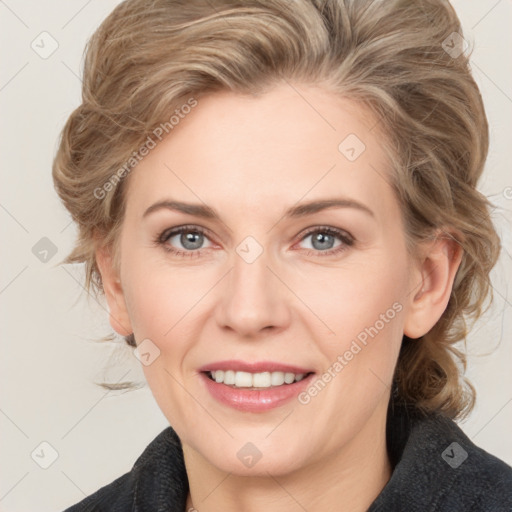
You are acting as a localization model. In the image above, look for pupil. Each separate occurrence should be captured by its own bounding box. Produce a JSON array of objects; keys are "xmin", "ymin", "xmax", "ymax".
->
[
  {"xmin": 182, "ymin": 231, "xmax": 203, "ymax": 250},
  {"xmin": 313, "ymin": 233, "xmax": 334, "ymax": 250}
]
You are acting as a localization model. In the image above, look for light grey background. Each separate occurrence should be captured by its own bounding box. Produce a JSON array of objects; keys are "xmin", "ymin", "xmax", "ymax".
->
[{"xmin": 1, "ymin": 1, "xmax": 511, "ymax": 510}]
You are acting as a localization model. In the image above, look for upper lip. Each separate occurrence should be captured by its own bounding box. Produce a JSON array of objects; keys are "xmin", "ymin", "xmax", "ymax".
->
[{"xmin": 198, "ymin": 360, "xmax": 315, "ymax": 374}]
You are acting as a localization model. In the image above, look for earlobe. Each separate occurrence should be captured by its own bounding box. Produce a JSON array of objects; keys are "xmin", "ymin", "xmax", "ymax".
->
[
  {"xmin": 95, "ymin": 244, "xmax": 133, "ymax": 337},
  {"xmin": 403, "ymin": 234, "xmax": 463, "ymax": 339}
]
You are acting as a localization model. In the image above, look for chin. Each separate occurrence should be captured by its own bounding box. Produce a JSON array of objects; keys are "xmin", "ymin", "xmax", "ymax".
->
[{"xmin": 193, "ymin": 434, "xmax": 312, "ymax": 477}]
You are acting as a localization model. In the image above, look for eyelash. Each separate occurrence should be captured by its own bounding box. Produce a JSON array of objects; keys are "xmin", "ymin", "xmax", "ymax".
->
[{"xmin": 153, "ymin": 224, "xmax": 354, "ymax": 259}]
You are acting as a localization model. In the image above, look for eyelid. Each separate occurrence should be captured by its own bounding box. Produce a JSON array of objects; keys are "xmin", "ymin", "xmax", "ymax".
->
[
  {"xmin": 157, "ymin": 224, "xmax": 217, "ymax": 254},
  {"xmin": 297, "ymin": 225, "xmax": 354, "ymax": 243},
  {"xmin": 158, "ymin": 224, "xmax": 213, "ymax": 243},
  {"xmin": 291, "ymin": 225, "xmax": 354, "ymax": 257}
]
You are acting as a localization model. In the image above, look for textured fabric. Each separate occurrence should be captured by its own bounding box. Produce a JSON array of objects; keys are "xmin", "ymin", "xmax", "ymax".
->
[{"xmin": 63, "ymin": 404, "xmax": 512, "ymax": 511}]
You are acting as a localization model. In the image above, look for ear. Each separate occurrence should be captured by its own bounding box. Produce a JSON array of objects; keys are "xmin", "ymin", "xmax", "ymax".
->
[
  {"xmin": 95, "ymin": 243, "xmax": 133, "ymax": 337},
  {"xmin": 403, "ymin": 233, "xmax": 463, "ymax": 339}
]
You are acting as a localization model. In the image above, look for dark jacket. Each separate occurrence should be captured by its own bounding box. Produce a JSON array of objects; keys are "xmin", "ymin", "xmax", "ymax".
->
[{"xmin": 63, "ymin": 403, "xmax": 512, "ymax": 511}]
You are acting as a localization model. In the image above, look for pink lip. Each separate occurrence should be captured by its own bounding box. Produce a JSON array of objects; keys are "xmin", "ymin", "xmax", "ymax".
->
[
  {"xmin": 198, "ymin": 360, "xmax": 314, "ymax": 374},
  {"xmin": 199, "ymin": 369, "xmax": 316, "ymax": 413}
]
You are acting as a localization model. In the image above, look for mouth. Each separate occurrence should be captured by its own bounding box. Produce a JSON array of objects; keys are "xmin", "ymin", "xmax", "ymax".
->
[
  {"xmin": 203, "ymin": 369, "xmax": 315, "ymax": 390},
  {"xmin": 199, "ymin": 367, "xmax": 316, "ymax": 412},
  {"xmin": 198, "ymin": 360, "xmax": 316, "ymax": 390}
]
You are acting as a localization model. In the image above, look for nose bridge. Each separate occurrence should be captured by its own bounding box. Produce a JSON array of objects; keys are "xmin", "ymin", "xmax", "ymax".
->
[{"xmin": 215, "ymin": 238, "xmax": 290, "ymax": 336}]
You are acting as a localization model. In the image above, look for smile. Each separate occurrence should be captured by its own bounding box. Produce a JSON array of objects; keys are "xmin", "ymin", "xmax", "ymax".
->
[{"xmin": 206, "ymin": 370, "xmax": 311, "ymax": 388}]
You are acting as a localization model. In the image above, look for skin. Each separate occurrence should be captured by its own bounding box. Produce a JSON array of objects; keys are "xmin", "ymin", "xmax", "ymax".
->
[{"xmin": 96, "ymin": 82, "xmax": 462, "ymax": 511}]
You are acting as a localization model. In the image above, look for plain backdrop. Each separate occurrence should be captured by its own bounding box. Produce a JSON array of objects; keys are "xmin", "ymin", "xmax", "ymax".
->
[{"xmin": 1, "ymin": 1, "xmax": 511, "ymax": 510}]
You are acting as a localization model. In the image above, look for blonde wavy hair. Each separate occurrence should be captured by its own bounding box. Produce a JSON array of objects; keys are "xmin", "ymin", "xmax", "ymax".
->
[{"xmin": 52, "ymin": 0, "xmax": 500, "ymax": 420}]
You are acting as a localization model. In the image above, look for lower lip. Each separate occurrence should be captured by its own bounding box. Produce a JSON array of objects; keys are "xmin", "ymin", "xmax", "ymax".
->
[{"xmin": 200, "ymin": 372, "xmax": 315, "ymax": 412}]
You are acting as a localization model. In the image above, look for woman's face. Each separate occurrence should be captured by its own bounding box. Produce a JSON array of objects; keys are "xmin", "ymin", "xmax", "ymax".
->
[{"xmin": 110, "ymin": 83, "xmax": 420, "ymax": 476}]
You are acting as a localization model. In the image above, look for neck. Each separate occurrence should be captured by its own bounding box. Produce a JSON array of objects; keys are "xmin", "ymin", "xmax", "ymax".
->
[{"xmin": 183, "ymin": 403, "xmax": 392, "ymax": 512}]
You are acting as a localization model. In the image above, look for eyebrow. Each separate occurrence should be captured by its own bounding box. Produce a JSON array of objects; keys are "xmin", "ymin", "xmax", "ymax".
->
[{"xmin": 142, "ymin": 197, "xmax": 375, "ymax": 221}]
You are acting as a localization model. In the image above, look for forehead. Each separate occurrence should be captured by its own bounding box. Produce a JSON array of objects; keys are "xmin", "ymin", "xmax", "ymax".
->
[{"xmin": 124, "ymin": 83, "xmax": 395, "ymax": 221}]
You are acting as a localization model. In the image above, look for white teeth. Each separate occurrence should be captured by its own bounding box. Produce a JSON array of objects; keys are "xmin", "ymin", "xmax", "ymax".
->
[
  {"xmin": 284, "ymin": 372, "xmax": 295, "ymax": 384},
  {"xmin": 235, "ymin": 371, "xmax": 253, "ymax": 387},
  {"xmin": 252, "ymin": 372, "xmax": 270, "ymax": 387},
  {"xmin": 271, "ymin": 372, "xmax": 285, "ymax": 386},
  {"xmin": 209, "ymin": 370, "xmax": 308, "ymax": 388},
  {"xmin": 223, "ymin": 370, "xmax": 236, "ymax": 385}
]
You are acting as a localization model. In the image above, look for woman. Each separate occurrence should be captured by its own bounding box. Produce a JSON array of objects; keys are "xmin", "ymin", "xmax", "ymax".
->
[{"xmin": 54, "ymin": 0, "xmax": 512, "ymax": 510}]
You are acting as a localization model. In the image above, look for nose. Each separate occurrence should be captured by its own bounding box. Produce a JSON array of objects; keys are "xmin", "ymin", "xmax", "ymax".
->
[{"xmin": 214, "ymin": 246, "xmax": 291, "ymax": 338}]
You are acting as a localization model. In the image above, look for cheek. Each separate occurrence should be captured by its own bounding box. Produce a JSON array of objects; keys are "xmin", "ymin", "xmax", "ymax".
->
[
  {"xmin": 302, "ymin": 253, "xmax": 407, "ymax": 335},
  {"xmin": 301, "ymin": 251, "xmax": 408, "ymax": 394},
  {"xmin": 122, "ymin": 250, "xmax": 202, "ymax": 338},
  {"xmin": 123, "ymin": 263, "xmax": 203, "ymax": 418}
]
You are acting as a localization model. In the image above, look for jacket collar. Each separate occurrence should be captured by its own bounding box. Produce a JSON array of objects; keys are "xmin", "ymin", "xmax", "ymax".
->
[{"xmin": 128, "ymin": 401, "xmax": 508, "ymax": 511}]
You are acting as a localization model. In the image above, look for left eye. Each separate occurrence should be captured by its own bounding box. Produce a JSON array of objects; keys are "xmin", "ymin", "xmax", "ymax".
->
[
  {"xmin": 294, "ymin": 227, "xmax": 354, "ymax": 256},
  {"xmin": 299, "ymin": 229, "xmax": 343, "ymax": 251}
]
